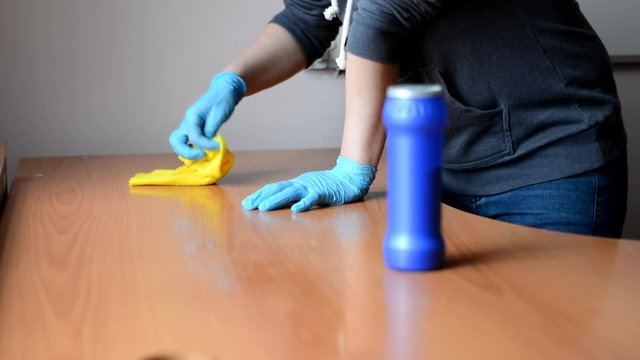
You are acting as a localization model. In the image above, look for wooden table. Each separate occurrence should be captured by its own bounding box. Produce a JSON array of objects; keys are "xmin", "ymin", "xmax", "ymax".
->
[{"xmin": 0, "ymin": 149, "xmax": 638, "ymax": 360}]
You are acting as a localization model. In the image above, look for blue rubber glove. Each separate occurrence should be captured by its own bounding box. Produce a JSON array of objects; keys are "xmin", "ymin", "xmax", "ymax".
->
[
  {"xmin": 169, "ymin": 71, "xmax": 247, "ymax": 160},
  {"xmin": 242, "ymin": 156, "xmax": 378, "ymax": 213}
]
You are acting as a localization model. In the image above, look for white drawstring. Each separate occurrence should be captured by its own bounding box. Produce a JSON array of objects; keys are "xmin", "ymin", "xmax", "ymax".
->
[
  {"xmin": 323, "ymin": 0, "xmax": 354, "ymax": 70},
  {"xmin": 323, "ymin": 0, "xmax": 340, "ymax": 20}
]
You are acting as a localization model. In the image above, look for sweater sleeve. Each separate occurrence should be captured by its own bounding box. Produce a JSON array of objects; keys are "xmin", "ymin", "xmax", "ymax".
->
[
  {"xmin": 347, "ymin": 0, "xmax": 447, "ymax": 64},
  {"xmin": 270, "ymin": 0, "xmax": 342, "ymax": 67}
]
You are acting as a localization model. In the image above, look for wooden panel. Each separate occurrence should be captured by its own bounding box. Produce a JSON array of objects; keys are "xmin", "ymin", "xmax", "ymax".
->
[
  {"xmin": 0, "ymin": 149, "xmax": 638, "ymax": 360},
  {"xmin": 0, "ymin": 140, "xmax": 6, "ymax": 215}
]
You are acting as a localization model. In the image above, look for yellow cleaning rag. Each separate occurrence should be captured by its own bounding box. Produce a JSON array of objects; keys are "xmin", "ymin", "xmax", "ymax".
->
[{"xmin": 129, "ymin": 135, "xmax": 234, "ymax": 186}]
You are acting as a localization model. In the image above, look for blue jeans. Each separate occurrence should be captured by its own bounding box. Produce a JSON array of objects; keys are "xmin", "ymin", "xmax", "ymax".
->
[{"xmin": 442, "ymin": 156, "xmax": 628, "ymax": 238}]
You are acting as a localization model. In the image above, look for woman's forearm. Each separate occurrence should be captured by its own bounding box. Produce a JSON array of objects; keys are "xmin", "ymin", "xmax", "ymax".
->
[
  {"xmin": 340, "ymin": 53, "xmax": 398, "ymax": 167},
  {"xmin": 226, "ymin": 27, "xmax": 397, "ymax": 168},
  {"xmin": 225, "ymin": 23, "xmax": 307, "ymax": 96}
]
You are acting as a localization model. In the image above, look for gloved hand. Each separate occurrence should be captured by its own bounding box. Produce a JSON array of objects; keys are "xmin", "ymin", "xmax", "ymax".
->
[
  {"xmin": 169, "ymin": 71, "xmax": 246, "ymax": 160},
  {"xmin": 242, "ymin": 156, "xmax": 377, "ymax": 213}
]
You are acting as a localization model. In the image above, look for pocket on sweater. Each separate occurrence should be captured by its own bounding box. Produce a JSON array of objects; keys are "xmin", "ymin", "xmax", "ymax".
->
[{"xmin": 408, "ymin": 66, "xmax": 514, "ymax": 170}]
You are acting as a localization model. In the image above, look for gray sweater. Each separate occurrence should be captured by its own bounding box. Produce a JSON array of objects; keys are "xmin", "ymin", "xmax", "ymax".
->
[{"xmin": 271, "ymin": 0, "xmax": 627, "ymax": 195}]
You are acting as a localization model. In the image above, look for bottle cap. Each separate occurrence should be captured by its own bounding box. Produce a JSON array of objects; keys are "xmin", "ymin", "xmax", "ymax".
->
[{"xmin": 386, "ymin": 84, "xmax": 443, "ymax": 99}]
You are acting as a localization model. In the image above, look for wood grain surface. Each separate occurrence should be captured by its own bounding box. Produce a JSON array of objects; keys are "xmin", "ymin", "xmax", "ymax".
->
[{"xmin": 0, "ymin": 149, "xmax": 638, "ymax": 360}]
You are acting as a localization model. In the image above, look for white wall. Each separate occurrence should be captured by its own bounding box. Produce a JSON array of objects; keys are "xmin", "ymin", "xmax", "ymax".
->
[
  {"xmin": 579, "ymin": 0, "xmax": 640, "ymax": 57},
  {"xmin": 0, "ymin": 1, "xmax": 638, "ymax": 237},
  {"xmin": 0, "ymin": 0, "xmax": 345, "ymax": 179}
]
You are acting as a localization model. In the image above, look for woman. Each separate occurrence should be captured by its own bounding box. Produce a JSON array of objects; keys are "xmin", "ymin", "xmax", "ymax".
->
[{"xmin": 169, "ymin": 0, "xmax": 628, "ymax": 237}]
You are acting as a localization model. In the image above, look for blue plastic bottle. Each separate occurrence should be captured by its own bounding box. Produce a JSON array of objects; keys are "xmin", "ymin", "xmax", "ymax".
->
[{"xmin": 382, "ymin": 84, "xmax": 447, "ymax": 271}]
